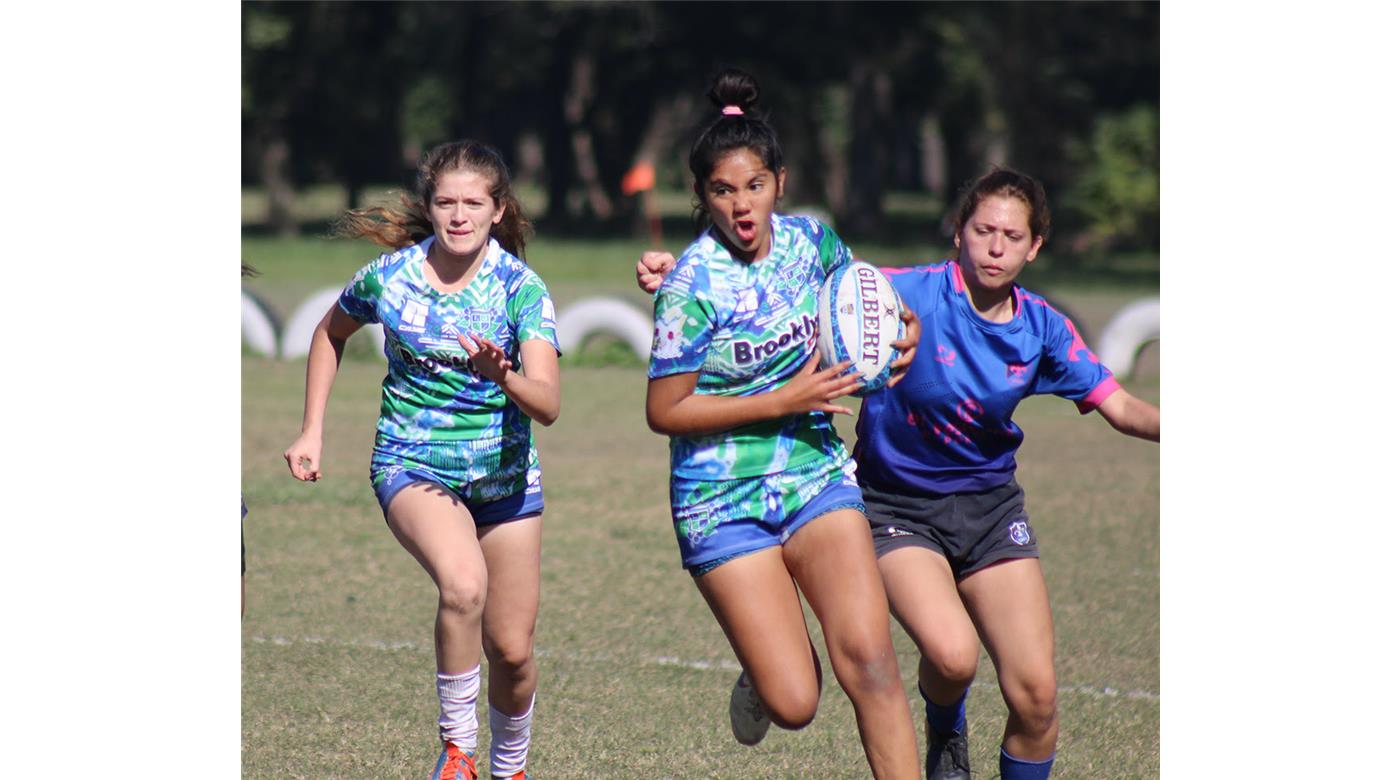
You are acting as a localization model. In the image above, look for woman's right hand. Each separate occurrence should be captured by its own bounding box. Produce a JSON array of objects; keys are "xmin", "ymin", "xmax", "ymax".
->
[
  {"xmin": 636, "ymin": 251, "xmax": 677, "ymax": 293},
  {"xmin": 776, "ymin": 352, "xmax": 863, "ymax": 416},
  {"xmin": 284, "ymin": 433, "xmax": 323, "ymax": 482}
]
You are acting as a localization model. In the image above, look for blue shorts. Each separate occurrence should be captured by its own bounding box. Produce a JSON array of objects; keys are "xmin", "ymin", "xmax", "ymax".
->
[
  {"xmin": 370, "ymin": 435, "xmax": 543, "ymax": 526},
  {"xmin": 671, "ymin": 457, "xmax": 865, "ymax": 576}
]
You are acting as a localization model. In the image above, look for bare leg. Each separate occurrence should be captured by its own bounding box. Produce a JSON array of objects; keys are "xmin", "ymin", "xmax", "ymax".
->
[
  {"xmin": 877, "ymin": 547, "xmax": 980, "ymax": 704},
  {"xmin": 958, "ymin": 558, "xmax": 1057, "ymax": 761},
  {"xmin": 478, "ymin": 514, "xmax": 543, "ymax": 715},
  {"xmin": 384, "ymin": 483, "xmax": 487, "ymax": 674},
  {"xmin": 786, "ymin": 510, "xmax": 920, "ymax": 780},
  {"xmin": 694, "ymin": 547, "xmax": 824, "ymax": 730}
]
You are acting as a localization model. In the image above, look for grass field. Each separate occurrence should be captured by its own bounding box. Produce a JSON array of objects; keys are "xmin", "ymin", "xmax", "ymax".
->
[{"xmin": 241, "ymin": 235, "xmax": 1158, "ymax": 779}]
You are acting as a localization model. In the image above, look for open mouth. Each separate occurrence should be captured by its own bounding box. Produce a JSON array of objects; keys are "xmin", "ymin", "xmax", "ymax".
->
[{"xmin": 733, "ymin": 219, "xmax": 757, "ymax": 244}]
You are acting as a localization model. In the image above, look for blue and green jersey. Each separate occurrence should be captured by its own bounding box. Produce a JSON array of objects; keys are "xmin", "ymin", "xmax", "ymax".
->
[
  {"xmin": 648, "ymin": 214, "xmax": 853, "ymax": 479},
  {"xmin": 338, "ymin": 236, "xmax": 560, "ymax": 447}
]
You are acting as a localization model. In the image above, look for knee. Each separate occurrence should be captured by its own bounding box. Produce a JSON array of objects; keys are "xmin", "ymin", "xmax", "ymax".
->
[
  {"xmin": 832, "ymin": 638, "xmax": 904, "ymax": 697},
  {"xmin": 762, "ymin": 685, "xmax": 820, "ymax": 731},
  {"xmin": 483, "ymin": 629, "xmax": 536, "ymax": 674},
  {"xmin": 437, "ymin": 575, "xmax": 486, "ymax": 620},
  {"xmin": 1005, "ymin": 676, "xmax": 1058, "ymax": 736},
  {"xmin": 920, "ymin": 640, "xmax": 979, "ymax": 688}
]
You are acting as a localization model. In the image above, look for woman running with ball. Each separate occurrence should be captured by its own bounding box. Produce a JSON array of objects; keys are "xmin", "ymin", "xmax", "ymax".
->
[
  {"xmin": 284, "ymin": 140, "xmax": 559, "ymax": 780},
  {"xmin": 645, "ymin": 68, "xmax": 922, "ymax": 779},
  {"xmin": 641, "ymin": 167, "xmax": 1159, "ymax": 780}
]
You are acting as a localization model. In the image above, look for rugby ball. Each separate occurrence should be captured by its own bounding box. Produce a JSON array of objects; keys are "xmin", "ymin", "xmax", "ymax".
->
[{"xmin": 816, "ymin": 261, "xmax": 905, "ymax": 396}]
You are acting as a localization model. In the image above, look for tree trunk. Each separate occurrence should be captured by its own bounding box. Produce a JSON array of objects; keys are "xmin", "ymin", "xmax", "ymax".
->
[
  {"xmin": 846, "ymin": 65, "xmax": 893, "ymax": 237},
  {"xmin": 814, "ymin": 84, "xmax": 850, "ymax": 225},
  {"xmin": 260, "ymin": 134, "xmax": 298, "ymax": 238},
  {"xmin": 564, "ymin": 53, "xmax": 613, "ymax": 220}
]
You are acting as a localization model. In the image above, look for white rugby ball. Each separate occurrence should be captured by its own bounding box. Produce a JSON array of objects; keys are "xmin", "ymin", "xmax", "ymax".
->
[{"xmin": 817, "ymin": 261, "xmax": 905, "ymax": 396}]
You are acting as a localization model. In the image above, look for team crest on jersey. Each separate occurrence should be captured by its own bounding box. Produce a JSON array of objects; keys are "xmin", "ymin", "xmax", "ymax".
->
[
  {"xmin": 400, "ymin": 299, "xmax": 430, "ymax": 333},
  {"xmin": 936, "ymin": 344, "xmax": 957, "ymax": 366},
  {"xmin": 1008, "ymin": 520, "xmax": 1031, "ymax": 546},
  {"xmin": 1006, "ymin": 363, "xmax": 1030, "ymax": 386}
]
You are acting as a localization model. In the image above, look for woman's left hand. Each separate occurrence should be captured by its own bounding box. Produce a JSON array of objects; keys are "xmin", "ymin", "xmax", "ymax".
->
[
  {"xmin": 458, "ymin": 333, "xmax": 513, "ymax": 385},
  {"xmin": 885, "ymin": 306, "xmax": 921, "ymax": 388}
]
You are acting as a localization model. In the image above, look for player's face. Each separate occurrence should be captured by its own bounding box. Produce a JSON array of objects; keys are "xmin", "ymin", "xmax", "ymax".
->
[
  {"xmin": 954, "ymin": 194, "xmax": 1044, "ymax": 293},
  {"xmin": 701, "ymin": 149, "xmax": 786, "ymax": 262},
  {"xmin": 428, "ymin": 169, "xmax": 505, "ymax": 261}
]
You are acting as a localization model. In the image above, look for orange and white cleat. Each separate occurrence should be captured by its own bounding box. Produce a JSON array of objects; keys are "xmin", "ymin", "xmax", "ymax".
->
[{"xmin": 431, "ymin": 742, "xmax": 477, "ymax": 780}]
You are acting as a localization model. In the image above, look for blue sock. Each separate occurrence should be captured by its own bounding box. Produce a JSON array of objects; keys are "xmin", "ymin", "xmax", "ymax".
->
[
  {"xmin": 919, "ymin": 683, "xmax": 967, "ymax": 736},
  {"xmin": 1000, "ymin": 747, "xmax": 1055, "ymax": 780}
]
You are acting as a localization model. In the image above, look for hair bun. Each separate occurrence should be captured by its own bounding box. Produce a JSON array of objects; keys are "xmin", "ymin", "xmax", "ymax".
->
[{"xmin": 707, "ymin": 67, "xmax": 760, "ymax": 113}]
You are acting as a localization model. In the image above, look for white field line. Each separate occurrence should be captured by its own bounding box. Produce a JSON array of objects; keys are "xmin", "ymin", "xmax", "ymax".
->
[{"xmin": 247, "ymin": 634, "xmax": 1158, "ymax": 702}]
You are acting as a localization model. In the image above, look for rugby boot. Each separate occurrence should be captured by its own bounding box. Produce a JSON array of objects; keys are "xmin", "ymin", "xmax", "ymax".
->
[
  {"xmin": 926, "ymin": 728, "xmax": 971, "ymax": 780},
  {"xmin": 431, "ymin": 742, "xmax": 477, "ymax": 780}
]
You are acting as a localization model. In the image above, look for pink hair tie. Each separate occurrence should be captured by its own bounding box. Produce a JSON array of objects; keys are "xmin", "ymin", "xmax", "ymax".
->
[{"xmin": 721, "ymin": 105, "xmax": 744, "ymax": 116}]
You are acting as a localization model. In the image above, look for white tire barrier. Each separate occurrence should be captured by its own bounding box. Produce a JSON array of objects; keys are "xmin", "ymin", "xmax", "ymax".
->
[
  {"xmin": 1097, "ymin": 297, "xmax": 1160, "ymax": 378},
  {"xmin": 253, "ymin": 290, "xmax": 650, "ymax": 362},
  {"xmin": 556, "ymin": 297, "xmax": 654, "ymax": 361},
  {"xmin": 241, "ymin": 290, "xmax": 281, "ymax": 358},
  {"xmin": 280, "ymin": 287, "xmax": 385, "ymax": 360},
  {"xmin": 252, "ymin": 287, "xmax": 1158, "ymax": 377}
]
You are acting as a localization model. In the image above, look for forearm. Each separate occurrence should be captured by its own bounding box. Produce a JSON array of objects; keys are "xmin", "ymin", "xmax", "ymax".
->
[
  {"xmin": 299, "ymin": 328, "xmax": 346, "ymax": 435},
  {"xmin": 1106, "ymin": 394, "xmax": 1160, "ymax": 442},
  {"xmin": 648, "ymin": 390, "xmax": 785, "ymax": 437},
  {"xmin": 499, "ymin": 370, "xmax": 560, "ymax": 426}
]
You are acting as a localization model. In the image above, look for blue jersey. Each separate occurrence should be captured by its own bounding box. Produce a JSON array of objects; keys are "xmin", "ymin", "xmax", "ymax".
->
[
  {"xmin": 853, "ymin": 261, "xmax": 1119, "ymax": 494},
  {"xmin": 338, "ymin": 236, "xmax": 560, "ymax": 446},
  {"xmin": 648, "ymin": 214, "xmax": 852, "ymax": 479}
]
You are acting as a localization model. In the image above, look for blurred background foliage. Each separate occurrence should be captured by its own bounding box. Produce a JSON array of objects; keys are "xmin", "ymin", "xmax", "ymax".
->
[{"xmin": 242, "ymin": 1, "xmax": 1158, "ymax": 270}]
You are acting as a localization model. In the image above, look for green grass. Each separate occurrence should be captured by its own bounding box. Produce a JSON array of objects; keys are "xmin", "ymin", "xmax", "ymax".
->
[
  {"xmin": 241, "ymin": 235, "xmax": 664, "ymax": 323},
  {"xmin": 242, "ymin": 231, "xmax": 1157, "ymax": 778},
  {"xmin": 241, "ymin": 234, "xmax": 1158, "ymax": 379},
  {"xmin": 242, "ymin": 355, "xmax": 1157, "ymax": 779},
  {"xmin": 240, "ymin": 181, "xmax": 1158, "ymax": 307}
]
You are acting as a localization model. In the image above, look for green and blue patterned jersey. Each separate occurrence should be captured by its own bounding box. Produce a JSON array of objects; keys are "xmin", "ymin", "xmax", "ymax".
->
[
  {"xmin": 338, "ymin": 236, "xmax": 560, "ymax": 445},
  {"xmin": 648, "ymin": 214, "xmax": 853, "ymax": 479}
]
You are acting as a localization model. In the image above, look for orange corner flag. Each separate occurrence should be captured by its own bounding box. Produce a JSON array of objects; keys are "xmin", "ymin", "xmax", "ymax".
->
[{"xmin": 621, "ymin": 161, "xmax": 656, "ymax": 196}]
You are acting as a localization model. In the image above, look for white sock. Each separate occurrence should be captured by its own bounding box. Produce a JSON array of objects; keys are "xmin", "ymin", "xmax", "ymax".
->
[
  {"xmin": 437, "ymin": 666, "xmax": 480, "ymax": 753},
  {"xmin": 488, "ymin": 694, "xmax": 535, "ymax": 778}
]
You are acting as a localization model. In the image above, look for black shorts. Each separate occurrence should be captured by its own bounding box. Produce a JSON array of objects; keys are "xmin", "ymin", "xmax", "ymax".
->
[{"xmin": 864, "ymin": 478, "xmax": 1038, "ymax": 579}]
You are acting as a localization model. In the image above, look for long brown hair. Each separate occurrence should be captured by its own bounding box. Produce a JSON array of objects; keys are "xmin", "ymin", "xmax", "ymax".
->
[{"xmin": 335, "ymin": 140, "xmax": 533, "ymax": 260}]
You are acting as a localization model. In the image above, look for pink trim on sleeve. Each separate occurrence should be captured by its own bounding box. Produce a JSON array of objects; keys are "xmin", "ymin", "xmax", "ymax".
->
[
  {"xmin": 1075, "ymin": 376, "xmax": 1121, "ymax": 414},
  {"xmin": 1063, "ymin": 317, "xmax": 1100, "ymax": 364},
  {"xmin": 876, "ymin": 262, "xmax": 952, "ymax": 279}
]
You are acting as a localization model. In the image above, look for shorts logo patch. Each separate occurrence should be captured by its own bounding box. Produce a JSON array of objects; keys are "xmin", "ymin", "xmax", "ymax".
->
[
  {"xmin": 1008, "ymin": 520, "xmax": 1031, "ymax": 546},
  {"xmin": 883, "ymin": 526, "xmax": 913, "ymax": 537}
]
